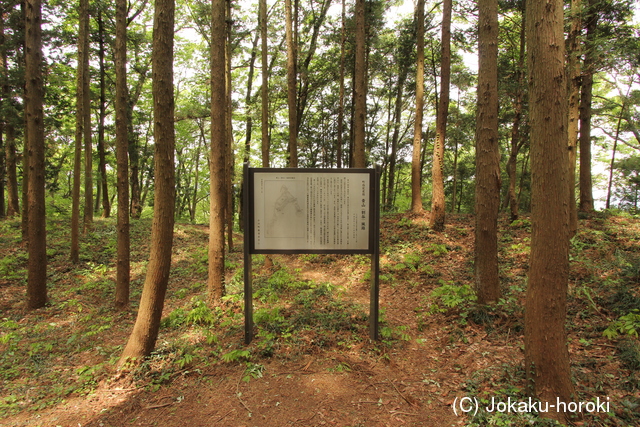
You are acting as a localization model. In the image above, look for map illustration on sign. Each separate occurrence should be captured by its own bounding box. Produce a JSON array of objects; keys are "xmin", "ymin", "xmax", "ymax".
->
[
  {"xmin": 265, "ymin": 182, "xmax": 305, "ymax": 238},
  {"xmin": 252, "ymin": 171, "xmax": 372, "ymax": 252}
]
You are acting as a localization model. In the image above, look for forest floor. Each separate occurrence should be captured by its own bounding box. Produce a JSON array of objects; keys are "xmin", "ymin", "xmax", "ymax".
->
[{"xmin": 1, "ymin": 210, "xmax": 639, "ymax": 427}]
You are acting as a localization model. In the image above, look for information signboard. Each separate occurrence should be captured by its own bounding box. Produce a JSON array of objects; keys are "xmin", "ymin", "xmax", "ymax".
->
[
  {"xmin": 243, "ymin": 165, "xmax": 381, "ymax": 344},
  {"xmin": 249, "ymin": 169, "xmax": 375, "ymax": 253}
]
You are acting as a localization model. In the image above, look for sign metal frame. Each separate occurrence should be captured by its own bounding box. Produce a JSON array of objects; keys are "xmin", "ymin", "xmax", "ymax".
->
[{"xmin": 243, "ymin": 164, "xmax": 381, "ymax": 343}]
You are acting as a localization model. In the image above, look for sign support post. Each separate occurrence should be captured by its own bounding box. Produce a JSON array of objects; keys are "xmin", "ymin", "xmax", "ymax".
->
[
  {"xmin": 369, "ymin": 165, "xmax": 381, "ymax": 340},
  {"xmin": 243, "ymin": 163, "xmax": 254, "ymax": 344}
]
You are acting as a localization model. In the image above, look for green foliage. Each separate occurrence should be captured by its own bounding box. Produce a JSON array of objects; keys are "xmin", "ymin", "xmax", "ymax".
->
[
  {"xmin": 604, "ymin": 310, "xmax": 640, "ymax": 339},
  {"xmin": 427, "ymin": 280, "xmax": 477, "ymax": 315},
  {"xmin": 221, "ymin": 349, "xmax": 251, "ymax": 363},
  {"xmin": 242, "ymin": 362, "xmax": 265, "ymax": 382},
  {"xmin": 426, "ymin": 243, "xmax": 449, "ymax": 257}
]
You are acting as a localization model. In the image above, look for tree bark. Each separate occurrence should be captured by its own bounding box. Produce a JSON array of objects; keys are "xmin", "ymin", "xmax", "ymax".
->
[
  {"xmin": 504, "ymin": 6, "xmax": 525, "ymax": 223},
  {"xmin": 225, "ymin": 0, "xmax": 234, "ymax": 251},
  {"xmin": 97, "ymin": 9, "xmax": 110, "ymax": 218},
  {"xmin": 208, "ymin": 0, "xmax": 227, "ymax": 304},
  {"xmin": 71, "ymin": 0, "xmax": 88, "ymax": 263},
  {"xmin": 25, "ymin": 0, "xmax": 47, "ymax": 309},
  {"xmin": 336, "ymin": 0, "xmax": 346, "ymax": 168},
  {"xmin": 1, "ymin": 11, "xmax": 19, "ymax": 217},
  {"xmin": 386, "ymin": 70, "xmax": 408, "ymax": 210},
  {"xmin": 285, "ymin": 0, "xmax": 297, "ymax": 167},
  {"xmin": 260, "ymin": 0, "xmax": 269, "ymax": 167},
  {"xmin": 352, "ymin": 0, "xmax": 366, "ymax": 168},
  {"xmin": 120, "ymin": 0, "xmax": 175, "ymax": 361},
  {"xmin": 430, "ymin": 0, "xmax": 452, "ymax": 230},
  {"xmin": 525, "ymin": 0, "xmax": 576, "ymax": 422},
  {"xmin": 566, "ymin": 0, "xmax": 581, "ymax": 235},
  {"xmin": 114, "ymin": 0, "xmax": 130, "ymax": 310},
  {"xmin": 82, "ymin": 0, "xmax": 93, "ymax": 233},
  {"xmin": 474, "ymin": 0, "xmax": 500, "ymax": 304},
  {"xmin": 244, "ymin": 30, "xmax": 259, "ymax": 164},
  {"xmin": 411, "ymin": 0, "xmax": 425, "ymax": 213},
  {"xmin": 579, "ymin": 0, "xmax": 597, "ymax": 213}
]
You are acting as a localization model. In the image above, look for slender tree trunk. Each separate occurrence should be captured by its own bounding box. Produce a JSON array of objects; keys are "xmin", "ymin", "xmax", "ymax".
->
[
  {"xmin": 386, "ymin": 72, "xmax": 407, "ymax": 210},
  {"xmin": 606, "ymin": 106, "xmax": 625, "ymax": 209},
  {"xmin": 430, "ymin": 0, "xmax": 452, "ymax": 230},
  {"xmin": 190, "ymin": 128, "xmax": 202, "ymax": 222},
  {"xmin": 22, "ymin": 123, "xmax": 29, "ymax": 242},
  {"xmin": 2, "ymin": 10, "xmax": 19, "ymax": 217},
  {"xmin": 567, "ymin": 0, "xmax": 581, "ymax": 235},
  {"xmin": 5, "ymin": 125, "xmax": 19, "ymax": 217},
  {"xmin": 208, "ymin": 0, "xmax": 227, "ymax": 304},
  {"xmin": 525, "ymin": 0, "xmax": 575, "ymax": 422},
  {"xmin": 20, "ymin": 2, "xmax": 29, "ymax": 242},
  {"xmin": 352, "ymin": 0, "xmax": 366, "ymax": 168},
  {"xmin": 114, "ymin": 0, "xmax": 130, "ymax": 310},
  {"xmin": 25, "ymin": 0, "xmax": 47, "ymax": 309},
  {"xmin": 120, "ymin": 0, "xmax": 175, "ymax": 361},
  {"xmin": 0, "ymin": 12, "xmax": 5, "ymax": 218},
  {"xmin": 225, "ymin": 0, "xmax": 234, "ymax": 251},
  {"xmin": 244, "ymin": 31, "xmax": 259, "ymax": 164},
  {"xmin": 260, "ymin": 0, "xmax": 269, "ymax": 167},
  {"xmin": 474, "ymin": 0, "xmax": 500, "ymax": 304},
  {"xmin": 97, "ymin": 9, "xmax": 110, "ymax": 218},
  {"xmin": 505, "ymin": 7, "xmax": 526, "ymax": 223},
  {"xmin": 71, "ymin": 0, "xmax": 88, "ymax": 263},
  {"xmin": 411, "ymin": 0, "xmax": 425, "ymax": 213},
  {"xmin": 3, "ymin": 16, "xmax": 19, "ymax": 218},
  {"xmin": 285, "ymin": 0, "xmax": 297, "ymax": 167},
  {"xmin": 579, "ymin": 0, "xmax": 597, "ymax": 213},
  {"xmin": 295, "ymin": 0, "xmax": 331, "ymax": 135},
  {"xmin": 336, "ymin": 0, "xmax": 346, "ymax": 168},
  {"xmin": 82, "ymin": 0, "xmax": 93, "ymax": 233}
]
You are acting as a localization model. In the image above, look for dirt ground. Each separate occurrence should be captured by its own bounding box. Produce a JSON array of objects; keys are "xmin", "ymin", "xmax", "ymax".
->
[{"xmin": 1, "ymin": 212, "xmax": 638, "ymax": 426}]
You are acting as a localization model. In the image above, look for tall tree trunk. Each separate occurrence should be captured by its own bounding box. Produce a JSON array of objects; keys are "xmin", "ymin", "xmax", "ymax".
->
[
  {"xmin": 505, "ymin": 6, "xmax": 526, "ymax": 223},
  {"xmin": 71, "ymin": 0, "xmax": 88, "ymax": 263},
  {"xmin": 474, "ymin": 0, "xmax": 500, "ymax": 304},
  {"xmin": 606, "ymin": 103, "xmax": 626, "ymax": 209},
  {"xmin": 97, "ymin": 9, "xmax": 110, "ymax": 218},
  {"xmin": 295, "ymin": 0, "xmax": 331, "ymax": 134},
  {"xmin": 129, "ymin": 138, "xmax": 142, "ymax": 217},
  {"xmin": 2, "ymin": 11, "xmax": 19, "ymax": 217},
  {"xmin": 525, "ymin": 0, "xmax": 575, "ymax": 422},
  {"xmin": 208, "ymin": 0, "xmax": 227, "ymax": 304},
  {"xmin": 5, "ymin": 125, "xmax": 19, "ymax": 217},
  {"xmin": 120, "ymin": 0, "xmax": 175, "ymax": 361},
  {"xmin": 285, "ymin": 0, "xmax": 297, "ymax": 167},
  {"xmin": 225, "ymin": 0, "xmax": 234, "ymax": 251},
  {"xmin": 191, "ymin": 126, "xmax": 203, "ymax": 222},
  {"xmin": 386, "ymin": 72, "xmax": 407, "ymax": 210},
  {"xmin": 430, "ymin": 0, "xmax": 452, "ymax": 230},
  {"xmin": 82, "ymin": 0, "xmax": 92, "ymax": 233},
  {"xmin": 114, "ymin": 0, "xmax": 130, "ymax": 310},
  {"xmin": 244, "ymin": 30, "xmax": 259, "ymax": 164},
  {"xmin": 25, "ymin": 0, "xmax": 47, "ymax": 309},
  {"xmin": 567, "ymin": 0, "xmax": 581, "ymax": 235},
  {"xmin": 579, "ymin": 0, "xmax": 597, "ymax": 213},
  {"xmin": 19, "ymin": 1, "xmax": 29, "ymax": 242},
  {"xmin": 352, "ymin": 0, "xmax": 366, "ymax": 168},
  {"xmin": 21, "ymin": 122, "xmax": 28, "ymax": 242},
  {"xmin": 0, "ymin": 11, "xmax": 5, "ymax": 218},
  {"xmin": 411, "ymin": 0, "xmax": 425, "ymax": 213},
  {"xmin": 260, "ymin": 0, "xmax": 269, "ymax": 167},
  {"xmin": 336, "ymin": 0, "xmax": 345, "ymax": 168}
]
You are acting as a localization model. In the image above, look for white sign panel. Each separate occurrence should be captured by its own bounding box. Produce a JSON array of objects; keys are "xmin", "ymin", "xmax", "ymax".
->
[{"xmin": 253, "ymin": 171, "xmax": 371, "ymax": 251}]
